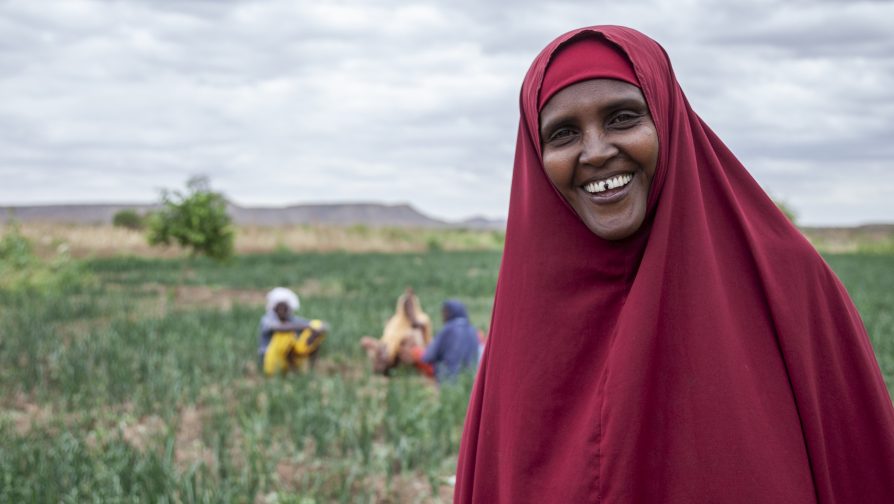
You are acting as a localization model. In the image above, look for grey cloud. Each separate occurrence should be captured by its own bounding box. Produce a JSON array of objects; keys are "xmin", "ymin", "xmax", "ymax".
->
[
  {"xmin": 702, "ymin": 2, "xmax": 894, "ymax": 57},
  {"xmin": 0, "ymin": 0, "xmax": 891, "ymax": 223}
]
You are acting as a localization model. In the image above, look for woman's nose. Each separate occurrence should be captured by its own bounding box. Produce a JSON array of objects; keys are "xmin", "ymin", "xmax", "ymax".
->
[{"xmin": 579, "ymin": 129, "xmax": 618, "ymax": 168}]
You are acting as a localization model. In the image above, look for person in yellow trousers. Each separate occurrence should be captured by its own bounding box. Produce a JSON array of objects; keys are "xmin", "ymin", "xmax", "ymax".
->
[{"xmin": 258, "ymin": 287, "xmax": 329, "ymax": 376}]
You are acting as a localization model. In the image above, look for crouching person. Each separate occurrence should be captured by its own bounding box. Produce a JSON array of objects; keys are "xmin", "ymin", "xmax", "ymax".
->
[
  {"xmin": 258, "ymin": 287, "xmax": 329, "ymax": 376},
  {"xmin": 400, "ymin": 299, "xmax": 479, "ymax": 384},
  {"xmin": 360, "ymin": 287, "xmax": 432, "ymax": 375}
]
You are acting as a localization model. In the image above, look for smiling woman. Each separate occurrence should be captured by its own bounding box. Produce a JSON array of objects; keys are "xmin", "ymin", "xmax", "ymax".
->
[{"xmin": 454, "ymin": 26, "xmax": 894, "ymax": 503}]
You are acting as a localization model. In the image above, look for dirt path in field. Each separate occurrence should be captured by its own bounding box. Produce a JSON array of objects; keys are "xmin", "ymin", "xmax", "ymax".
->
[
  {"xmin": 7, "ymin": 223, "xmax": 506, "ymax": 259},
  {"xmin": 110, "ymin": 280, "xmax": 343, "ymax": 316},
  {"xmin": 145, "ymin": 284, "xmax": 267, "ymax": 313}
]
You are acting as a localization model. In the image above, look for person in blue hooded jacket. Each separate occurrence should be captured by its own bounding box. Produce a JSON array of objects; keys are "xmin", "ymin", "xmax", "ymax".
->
[{"xmin": 400, "ymin": 299, "xmax": 480, "ymax": 383}]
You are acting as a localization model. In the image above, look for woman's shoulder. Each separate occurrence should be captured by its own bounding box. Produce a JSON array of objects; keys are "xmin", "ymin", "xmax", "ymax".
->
[{"xmin": 751, "ymin": 227, "xmax": 845, "ymax": 295}]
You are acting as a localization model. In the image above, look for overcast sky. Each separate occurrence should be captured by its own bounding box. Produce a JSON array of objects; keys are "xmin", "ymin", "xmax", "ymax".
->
[{"xmin": 1, "ymin": 0, "xmax": 892, "ymax": 225}]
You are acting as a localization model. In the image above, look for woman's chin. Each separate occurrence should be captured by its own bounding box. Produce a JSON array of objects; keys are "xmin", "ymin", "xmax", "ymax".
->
[{"xmin": 578, "ymin": 202, "xmax": 647, "ymax": 241}]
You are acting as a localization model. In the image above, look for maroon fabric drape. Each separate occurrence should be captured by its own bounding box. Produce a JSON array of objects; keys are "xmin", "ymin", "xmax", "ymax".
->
[{"xmin": 455, "ymin": 26, "xmax": 894, "ymax": 503}]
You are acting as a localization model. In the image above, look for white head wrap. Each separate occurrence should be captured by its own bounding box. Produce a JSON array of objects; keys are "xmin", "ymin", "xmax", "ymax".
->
[{"xmin": 266, "ymin": 287, "xmax": 300, "ymax": 313}]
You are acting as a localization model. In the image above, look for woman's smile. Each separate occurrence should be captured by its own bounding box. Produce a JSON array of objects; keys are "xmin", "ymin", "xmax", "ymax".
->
[
  {"xmin": 581, "ymin": 171, "xmax": 635, "ymax": 203},
  {"xmin": 540, "ymin": 78, "xmax": 659, "ymax": 240}
]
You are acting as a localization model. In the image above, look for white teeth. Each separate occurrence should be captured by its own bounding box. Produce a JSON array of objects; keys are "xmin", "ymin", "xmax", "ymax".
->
[{"xmin": 584, "ymin": 173, "xmax": 633, "ymax": 194}]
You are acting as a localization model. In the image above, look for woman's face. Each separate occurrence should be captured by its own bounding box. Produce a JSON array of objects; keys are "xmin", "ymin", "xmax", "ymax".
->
[
  {"xmin": 540, "ymin": 79, "xmax": 659, "ymax": 240},
  {"xmin": 274, "ymin": 302, "xmax": 290, "ymax": 322}
]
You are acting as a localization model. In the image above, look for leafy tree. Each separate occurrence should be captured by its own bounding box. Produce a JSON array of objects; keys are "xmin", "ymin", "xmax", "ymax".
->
[
  {"xmin": 112, "ymin": 209, "xmax": 145, "ymax": 230},
  {"xmin": 147, "ymin": 176, "xmax": 234, "ymax": 261}
]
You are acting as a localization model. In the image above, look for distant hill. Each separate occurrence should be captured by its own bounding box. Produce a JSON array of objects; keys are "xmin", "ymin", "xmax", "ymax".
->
[
  {"xmin": 0, "ymin": 202, "xmax": 506, "ymax": 230},
  {"xmin": 228, "ymin": 203, "xmax": 447, "ymax": 228}
]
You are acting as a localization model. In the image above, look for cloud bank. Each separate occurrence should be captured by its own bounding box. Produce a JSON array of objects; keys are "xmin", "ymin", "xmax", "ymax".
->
[{"xmin": 1, "ymin": 0, "xmax": 892, "ymax": 225}]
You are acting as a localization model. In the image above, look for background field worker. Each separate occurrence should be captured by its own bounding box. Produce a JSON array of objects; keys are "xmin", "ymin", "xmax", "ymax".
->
[
  {"xmin": 400, "ymin": 299, "xmax": 479, "ymax": 384},
  {"xmin": 360, "ymin": 287, "xmax": 432, "ymax": 375},
  {"xmin": 258, "ymin": 287, "xmax": 328, "ymax": 376}
]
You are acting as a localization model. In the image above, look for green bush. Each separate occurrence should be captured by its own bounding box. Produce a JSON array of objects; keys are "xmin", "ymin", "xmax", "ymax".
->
[
  {"xmin": 0, "ymin": 223, "xmax": 90, "ymax": 292},
  {"xmin": 0, "ymin": 222, "xmax": 34, "ymax": 269},
  {"xmin": 147, "ymin": 176, "xmax": 234, "ymax": 261},
  {"xmin": 112, "ymin": 209, "xmax": 146, "ymax": 230},
  {"xmin": 426, "ymin": 236, "xmax": 443, "ymax": 252}
]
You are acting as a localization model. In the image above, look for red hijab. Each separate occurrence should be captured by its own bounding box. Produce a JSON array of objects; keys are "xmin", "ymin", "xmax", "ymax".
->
[{"xmin": 455, "ymin": 26, "xmax": 894, "ymax": 503}]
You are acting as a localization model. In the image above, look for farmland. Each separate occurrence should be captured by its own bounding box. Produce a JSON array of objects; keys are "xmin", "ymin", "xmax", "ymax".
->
[{"xmin": 1, "ymin": 225, "xmax": 893, "ymax": 502}]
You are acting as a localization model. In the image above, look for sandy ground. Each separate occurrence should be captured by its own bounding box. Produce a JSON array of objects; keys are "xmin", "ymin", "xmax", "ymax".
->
[{"xmin": 1, "ymin": 223, "xmax": 505, "ymax": 259}]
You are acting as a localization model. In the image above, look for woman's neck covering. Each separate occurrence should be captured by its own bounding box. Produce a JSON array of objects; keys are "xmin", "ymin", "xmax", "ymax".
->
[
  {"xmin": 455, "ymin": 26, "xmax": 894, "ymax": 503},
  {"xmin": 380, "ymin": 292, "xmax": 432, "ymax": 363},
  {"xmin": 265, "ymin": 287, "xmax": 299, "ymax": 314}
]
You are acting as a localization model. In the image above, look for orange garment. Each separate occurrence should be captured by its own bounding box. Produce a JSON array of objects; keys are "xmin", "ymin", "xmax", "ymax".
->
[{"xmin": 410, "ymin": 346, "xmax": 435, "ymax": 378}]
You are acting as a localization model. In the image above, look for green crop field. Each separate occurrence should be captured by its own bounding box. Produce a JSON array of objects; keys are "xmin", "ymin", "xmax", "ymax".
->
[{"xmin": 1, "ymin": 243, "xmax": 893, "ymax": 502}]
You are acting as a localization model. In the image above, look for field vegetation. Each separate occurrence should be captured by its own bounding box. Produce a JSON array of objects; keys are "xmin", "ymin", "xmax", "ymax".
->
[{"xmin": 0, "ymin": 223, "xmax": 892, "ymax": 502}]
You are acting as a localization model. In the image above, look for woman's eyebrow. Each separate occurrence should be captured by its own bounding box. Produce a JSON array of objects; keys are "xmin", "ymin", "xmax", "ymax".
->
[{"xmin": 539, "ymin": 114, "xmax": 571, "ymax": 138}]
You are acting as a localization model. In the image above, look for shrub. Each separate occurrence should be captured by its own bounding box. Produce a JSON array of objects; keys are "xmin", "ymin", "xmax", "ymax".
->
[
  {"xmin": 426, "ymin": 236, "xmax": 443, "ymax": 252},
  {"xmin": 147, "ymin": 176, "xmax": 234, "ymax": 261},
  {"xmin": 112, "ymin": 209, "xmax": 145, "ymax": 230},
  {"xmin": 0, "ymin": 223, "xmax": 90, "ymax": 292},
  {"xmin": 0, "ymin": 222, "xmax": 34, "ymax": 269}
]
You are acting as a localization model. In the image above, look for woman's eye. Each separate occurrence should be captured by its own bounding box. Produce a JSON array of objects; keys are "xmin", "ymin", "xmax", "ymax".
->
[
  {"xmin": 546, "ymin": 127, "xmax": 576, "ymax": 143},
  {"xmin": 609, "ymin": 111, "xmax": 643, "ymax": 128}
]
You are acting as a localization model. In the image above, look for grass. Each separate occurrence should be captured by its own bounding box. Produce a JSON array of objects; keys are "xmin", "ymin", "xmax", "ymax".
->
[
  {"xmin": 826, "ymin": 254, "xmax": 894, "ymax": 390},
  {"xmin": 0, "ymin": 250, "xmax": 500, "ymax": 502},
  {"xmin": 0, "ymin": 244, "xmax": 892, "ymax": 502}
]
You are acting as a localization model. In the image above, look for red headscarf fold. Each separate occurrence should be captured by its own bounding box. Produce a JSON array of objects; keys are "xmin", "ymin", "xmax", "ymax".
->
[
  {"xmin": 455, "ymin": 26, "xmax": 894, "ymax": 503},
  {"xmin": 538, "ymin": 36, "xmax": 639, "ymax": 109}
]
